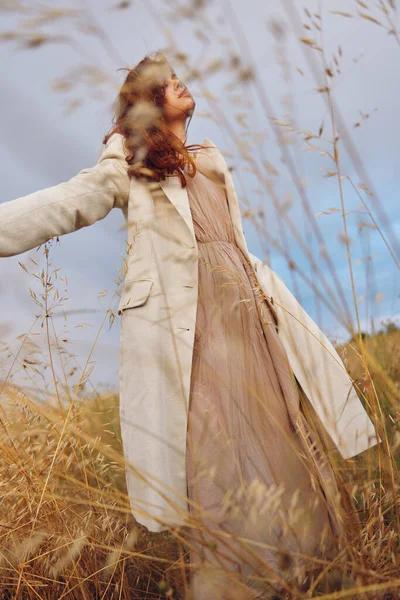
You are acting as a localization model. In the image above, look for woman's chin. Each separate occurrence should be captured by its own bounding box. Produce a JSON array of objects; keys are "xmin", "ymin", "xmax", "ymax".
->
[{"xmin": 186, "ymin": 100, "xmax": 196, "ymax": 116}]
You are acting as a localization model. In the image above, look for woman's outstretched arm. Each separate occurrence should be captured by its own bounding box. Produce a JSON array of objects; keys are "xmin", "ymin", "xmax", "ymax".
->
[{"xmin": 0, "ymin": 133, "xmax": 130, "ymax": 257}]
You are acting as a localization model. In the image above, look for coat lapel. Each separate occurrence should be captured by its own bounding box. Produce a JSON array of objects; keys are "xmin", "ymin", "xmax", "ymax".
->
[
  {"xmin": 158, "ymin": 137, "xmax": 248, "ymax": 253},
  {"xmin": 197, "ymin": 137, "xmax": 250, "ymax": 258},
  {"xmin": 158, "ymin": 161, "xmax": 196, "ymax": 242}
]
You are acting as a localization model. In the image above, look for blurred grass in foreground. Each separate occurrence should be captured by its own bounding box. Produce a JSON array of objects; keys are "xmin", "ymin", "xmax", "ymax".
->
[{"xmin": 0, "ymin": 322, "xmax": 399, "ymax": 599}]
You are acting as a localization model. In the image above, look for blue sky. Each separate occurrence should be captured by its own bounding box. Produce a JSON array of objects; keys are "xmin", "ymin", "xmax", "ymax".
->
[{"xmin": 0, "ymin": 0, "xmax": 399, "ymax": 393}]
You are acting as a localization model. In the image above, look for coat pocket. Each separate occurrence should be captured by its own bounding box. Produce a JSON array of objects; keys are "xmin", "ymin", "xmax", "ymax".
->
[{"xmin": 117, "ymin": 278, "xmax": 154, "ymax": 315}]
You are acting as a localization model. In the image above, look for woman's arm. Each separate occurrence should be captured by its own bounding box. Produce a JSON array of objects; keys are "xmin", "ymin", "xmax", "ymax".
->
[{"xmin": 0, "ymin": 133, "xmax": 130, "ymax": 257}]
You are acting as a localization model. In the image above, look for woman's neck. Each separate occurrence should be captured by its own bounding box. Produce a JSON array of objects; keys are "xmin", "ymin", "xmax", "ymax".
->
[{"xmin": 166, "ymin": 121, "xmax": 187, "ymax": 144}]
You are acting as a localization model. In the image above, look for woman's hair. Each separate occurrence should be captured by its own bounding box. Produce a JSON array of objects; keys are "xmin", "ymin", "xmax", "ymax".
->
[{"xmin": 103, "ymin": 52, "xmax": 208, "ymax": 186}]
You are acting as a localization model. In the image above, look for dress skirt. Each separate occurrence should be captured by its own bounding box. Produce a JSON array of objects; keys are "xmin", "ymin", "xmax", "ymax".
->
[{"xmin": 182, "ymin": 159, "xmax": 345, "ymax": 598}]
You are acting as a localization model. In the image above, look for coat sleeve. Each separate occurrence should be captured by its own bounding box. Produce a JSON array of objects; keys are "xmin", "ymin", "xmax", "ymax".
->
[{"xmin": 0, "ymin": 133, "xmax": 130, "ymax": 257}]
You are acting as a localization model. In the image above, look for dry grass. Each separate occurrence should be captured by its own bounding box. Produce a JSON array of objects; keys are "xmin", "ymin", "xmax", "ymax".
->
[
  {"xmin": 0, "ymin": 323, "xmax": 398, "ymax": 599},
  {"xmin": 0, "ymin": 387, "xmax": 187, "ymax": 599}
]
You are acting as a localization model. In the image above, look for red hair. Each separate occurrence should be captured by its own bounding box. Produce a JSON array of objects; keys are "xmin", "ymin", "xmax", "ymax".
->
[{"xmin": 103, "ymin": 52, "xmax": 210, "ymax": 186}]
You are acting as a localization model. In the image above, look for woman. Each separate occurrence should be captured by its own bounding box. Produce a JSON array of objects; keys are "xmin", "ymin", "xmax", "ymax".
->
[{"xmin": 0, "ymin": 52, "xmax": 380, "ymax": 598}]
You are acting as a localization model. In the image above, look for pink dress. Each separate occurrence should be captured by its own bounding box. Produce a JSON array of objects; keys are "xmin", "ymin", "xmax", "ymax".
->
[{"xmin": 182, "ymin": 161, "xmax": 344, "ymax": 598}]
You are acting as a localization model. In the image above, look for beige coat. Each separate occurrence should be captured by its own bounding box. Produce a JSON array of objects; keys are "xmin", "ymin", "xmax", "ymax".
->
[{"xmin": 0, "ymin": 132, "xmax": 381, "ymax": 532}]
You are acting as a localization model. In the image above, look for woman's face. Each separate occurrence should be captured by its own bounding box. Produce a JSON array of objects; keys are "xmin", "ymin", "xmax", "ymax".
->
[{"xmin": 162, "ymin": 70, "xmax": 195, "ymax": 122}]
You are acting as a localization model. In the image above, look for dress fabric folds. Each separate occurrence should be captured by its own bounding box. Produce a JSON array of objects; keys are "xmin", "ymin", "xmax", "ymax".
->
[{"xmin": 182, "ymin": 160, "xmax": 344, "ymax": 598}]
